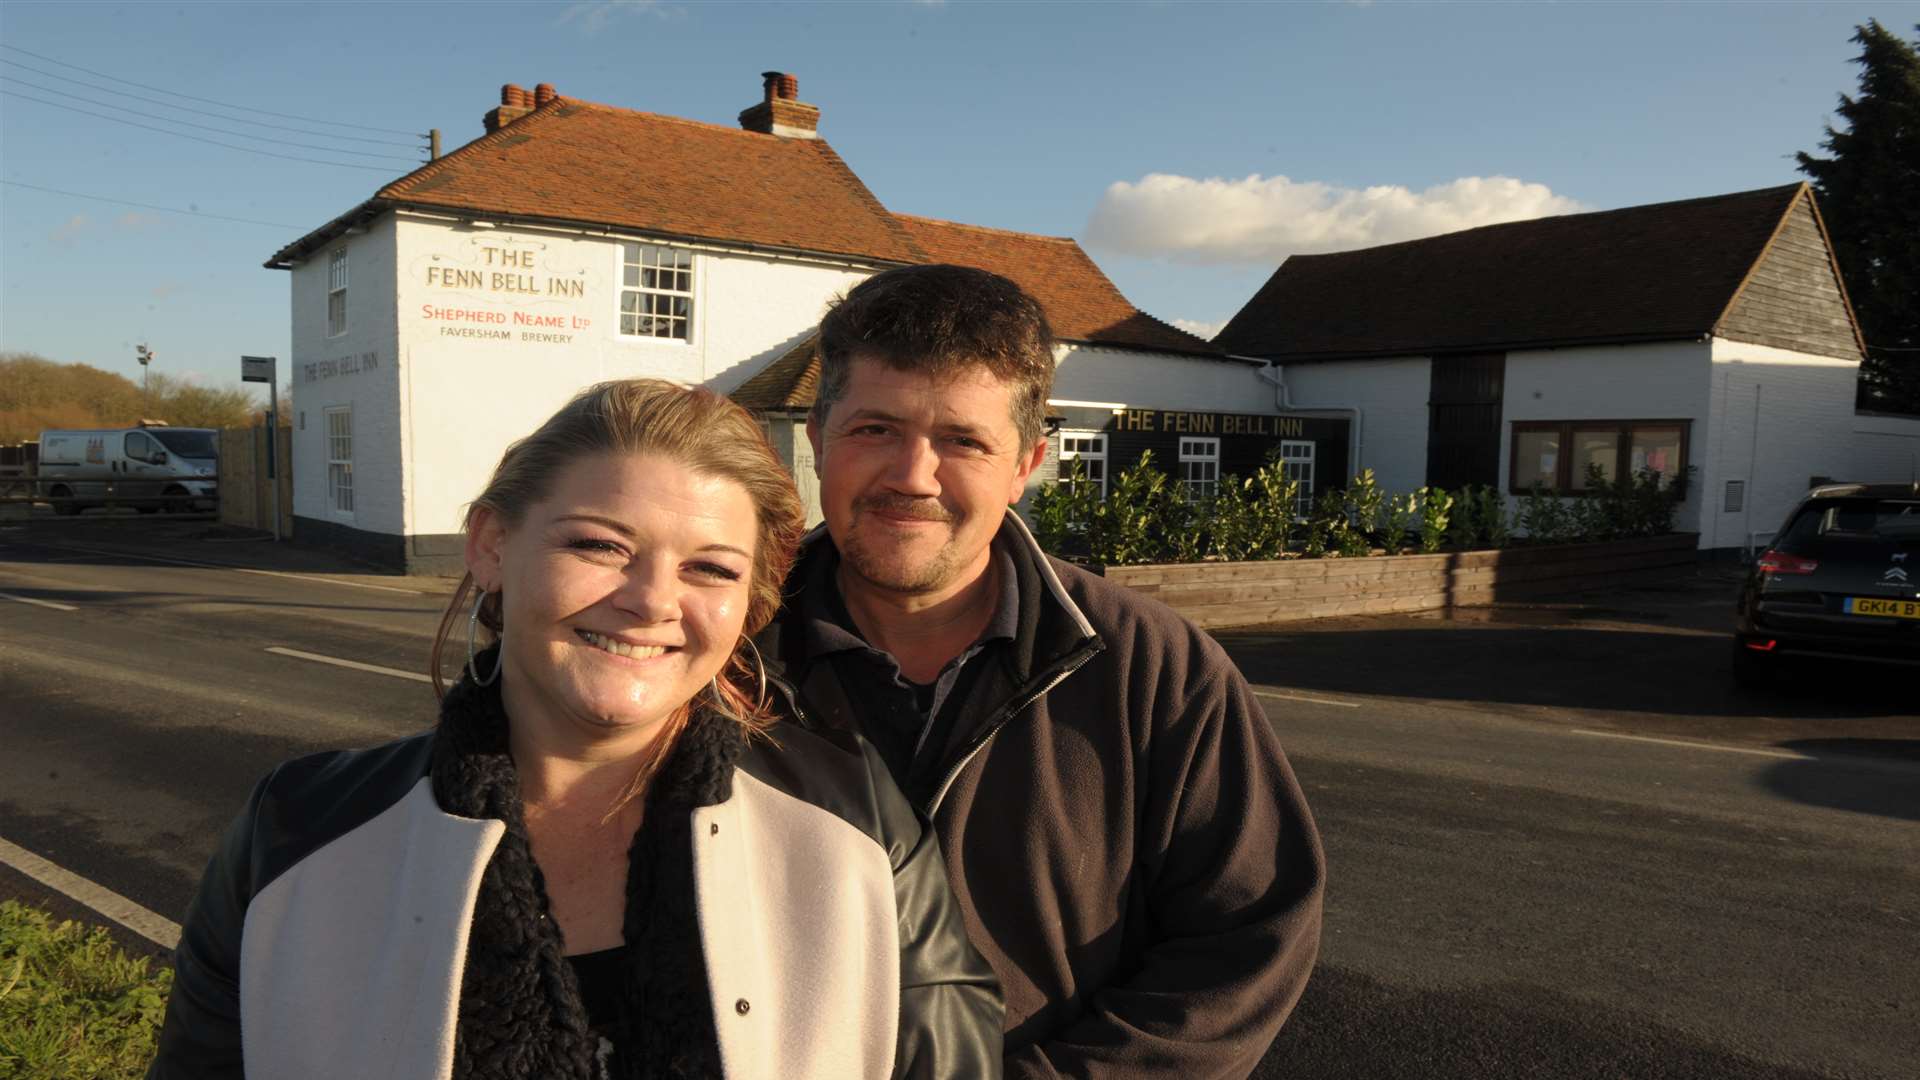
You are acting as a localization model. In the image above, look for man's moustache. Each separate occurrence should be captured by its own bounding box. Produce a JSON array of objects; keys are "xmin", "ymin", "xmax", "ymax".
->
[{"xmin": 856, "ymin": 495, "xmax": 953, "ymax": 523}]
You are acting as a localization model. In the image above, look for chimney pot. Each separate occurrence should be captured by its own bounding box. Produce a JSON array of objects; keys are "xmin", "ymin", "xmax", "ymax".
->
[
  {"xmin": 502, "ymin": 83, "xmax": 525, "ymax": 106},
  {"xmin": 741, "ymin": 70, "xmax": 818, "ymax": 138},
  {"xmin": 534, "ymin": 83, "xmax": 557, "ymax": 106}
]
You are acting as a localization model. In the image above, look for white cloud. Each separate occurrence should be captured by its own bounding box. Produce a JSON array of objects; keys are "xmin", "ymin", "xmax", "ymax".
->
[
  {"xmin": 48, "ymin": 214, "xmax": 90, "ymax": 246},
  {"xmin": 1170, "ymin": 318, "xmax": 1225, "ymax": 341},
  {"xmin": 116, "ymin": 211, "xmax": 158, "ymax": 230},
  {"xmin": 559, "ymin": 1, "xmax": 673, "ymax": 31},
  {"xmin": 1085, "ymin": 173, "xmax": 1586, "ymax": 265}
]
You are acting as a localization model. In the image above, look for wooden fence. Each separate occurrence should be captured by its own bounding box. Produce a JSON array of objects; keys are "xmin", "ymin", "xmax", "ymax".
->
[
  {"xmin": 218, "ymin": 426, "xmax": 292, "ymax": 535},
  {"xmin": 1100, "ymin": 533, "xmax": 1701, "ymax": 629}
]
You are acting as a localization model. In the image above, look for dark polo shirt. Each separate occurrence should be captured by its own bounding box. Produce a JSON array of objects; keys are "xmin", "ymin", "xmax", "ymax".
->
[{"xmin": 798, "ymin": 538, "xmax": 1018, "ymax": 805}]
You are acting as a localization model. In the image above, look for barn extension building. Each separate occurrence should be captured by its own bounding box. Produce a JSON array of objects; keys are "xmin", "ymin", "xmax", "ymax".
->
[{"xmin": 1215, "ymin": 183, "xmax": 1920, "ymax": 555}]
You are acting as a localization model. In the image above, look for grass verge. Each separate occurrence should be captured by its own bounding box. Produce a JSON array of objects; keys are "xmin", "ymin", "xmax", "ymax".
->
[{"xmin": 0, "ymin": 899, "xmax": 171, "ymax": 1079}]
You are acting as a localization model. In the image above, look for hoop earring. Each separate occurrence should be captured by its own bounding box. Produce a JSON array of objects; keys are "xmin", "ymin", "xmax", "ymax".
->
[
  {"xmin": 708, "ymin": 635, "xmax": 769, "ymax": 718},
  {"xmin": 467, "ymin": 588, "xmax": 503, "ymax": 687}
]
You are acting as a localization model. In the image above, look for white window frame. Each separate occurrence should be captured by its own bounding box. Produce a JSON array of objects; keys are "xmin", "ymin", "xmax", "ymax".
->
[
  {"xmin": 326, "ymin": 249, "xmax": 348, "ymax": 338},
  {"xmin": 1057, "ymin": 430, "xmax": 1107, "ymax": 499},
  {"xmin": 1179, "ymin": 436, "xmax": 1220, "ymax": 501},
  {"xmin": 618, "ymin": 241, "xmax": 695, "ymax": 342},
  {"xmin": 325, "ymin": 406, "xmax": 354, "ymax": 518},
  {"xmin": 1280, "ymin": 440, "xmax": 1315, "ymax": 517}
]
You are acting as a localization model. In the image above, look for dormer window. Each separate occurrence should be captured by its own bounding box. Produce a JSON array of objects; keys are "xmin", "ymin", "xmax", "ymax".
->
[{"xmin": 619, "ymin": 242, "xmax": 694, "ymax": 341}]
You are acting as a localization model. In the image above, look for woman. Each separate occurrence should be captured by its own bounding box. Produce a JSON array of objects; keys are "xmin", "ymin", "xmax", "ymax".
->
[{"xmin": 149, "ymin": 379, "xmax": 1003, "ymax": 1080}]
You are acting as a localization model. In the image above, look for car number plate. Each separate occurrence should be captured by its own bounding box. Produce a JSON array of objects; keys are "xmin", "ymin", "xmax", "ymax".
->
[{"xmin": 1845, "ymin": 597, "xmax": 1920, "ymax": 619}]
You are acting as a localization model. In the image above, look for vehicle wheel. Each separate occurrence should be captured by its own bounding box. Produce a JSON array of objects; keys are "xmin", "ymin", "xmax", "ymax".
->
[
  {"xmin": 49, "ymin": 485, "xmax": 79, "ymax": 516},
  {"xmin": 1730, "ymin": 642, "xmax": 1773, "ymax": 689},
  {"xmin": 162, "ymin": 485, "xmax": 188, "ymax": 513}
]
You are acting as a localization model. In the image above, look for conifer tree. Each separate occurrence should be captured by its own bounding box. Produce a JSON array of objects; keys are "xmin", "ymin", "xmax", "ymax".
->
[{"xmin": 1796, "ymin": 21, "xmax": 1920, "ymax": 413}]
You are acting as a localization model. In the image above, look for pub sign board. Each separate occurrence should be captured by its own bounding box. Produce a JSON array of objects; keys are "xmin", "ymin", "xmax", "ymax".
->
[{"xmin": 1052, "ymin": 405, "xmax": 1351, "ymax": 487}]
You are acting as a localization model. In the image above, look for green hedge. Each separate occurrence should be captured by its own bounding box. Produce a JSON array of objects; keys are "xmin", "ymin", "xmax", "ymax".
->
[{"xmin": 1032, "ymin": 452, "xmax": 1685, "ymax": 567}]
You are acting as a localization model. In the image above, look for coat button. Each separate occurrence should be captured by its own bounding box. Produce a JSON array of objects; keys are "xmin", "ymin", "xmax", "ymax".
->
[
  {"xmin": 711, "ymin": 823, "xmax": 719, "ymax": 836},
  {"xmin": 735, "ymin": 998, "xmax": 751, "ymax": 1015}
]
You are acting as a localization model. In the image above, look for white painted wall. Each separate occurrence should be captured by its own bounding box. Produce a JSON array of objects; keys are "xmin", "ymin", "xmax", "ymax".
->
[
  {"xmin": 389, "ymin": 213, "xmax": 874, "ymax": 541},
  {"xmin": 1702, "ymin": 338, "xmax": 1861, "ymax": 550},
  {"xmin": 1505, "ymin": 341, "xmax": 1713, "ymax": 534},
  {"xmin": 288, "ymin": 215, "xmax": 402, "ymax": 535},
  {"xmin": 1052, "ymin": 345, "xmax": 1271, "ymax": 414},
  {"xmin": 1849, "ymin": 412, "xmax": 1920, "ymax": 484},
  {"xmin": 1280, "ymin": 357, "xmax": 1430, "ymax": 495}
]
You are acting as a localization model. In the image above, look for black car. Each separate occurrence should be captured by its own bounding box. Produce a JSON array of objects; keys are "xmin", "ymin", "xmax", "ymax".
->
[{"xmin": 1733, "ymin": 482, "xmax": 1920, "ymax": 685}]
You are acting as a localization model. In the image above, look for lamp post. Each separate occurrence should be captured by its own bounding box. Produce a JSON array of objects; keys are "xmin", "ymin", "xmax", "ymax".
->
[{"xmin": 135, "ymin": 344, "xmax": 153, "ymax": 416}]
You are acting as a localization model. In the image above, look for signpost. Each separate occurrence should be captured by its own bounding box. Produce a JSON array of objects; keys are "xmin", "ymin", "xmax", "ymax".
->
[{"xmin": 240, "ymin": 356, "xmax": 280, "ymax": 541}]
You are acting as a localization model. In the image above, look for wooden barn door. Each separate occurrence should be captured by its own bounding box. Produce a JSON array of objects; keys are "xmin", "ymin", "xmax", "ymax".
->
[{"xmin": 1426, "ymin": 352, "xmax": 1505, "ymax": 491}]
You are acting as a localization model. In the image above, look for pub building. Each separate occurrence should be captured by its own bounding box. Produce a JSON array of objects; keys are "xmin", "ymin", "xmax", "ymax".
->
[{"xmin": 269, "ymin": 72, "xmax": 1331, "ymax": 571}]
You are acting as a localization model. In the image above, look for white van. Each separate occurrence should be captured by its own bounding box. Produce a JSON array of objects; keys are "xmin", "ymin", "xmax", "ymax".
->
[{"xmin": 36, "ymin": 427, "xmax": 219, "ymax": 515}]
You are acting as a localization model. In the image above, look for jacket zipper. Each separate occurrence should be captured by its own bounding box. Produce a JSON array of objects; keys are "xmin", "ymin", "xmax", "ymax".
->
[{"xmin": 923, "ymin": 641, "xmax": 1104, "ymax": 817}]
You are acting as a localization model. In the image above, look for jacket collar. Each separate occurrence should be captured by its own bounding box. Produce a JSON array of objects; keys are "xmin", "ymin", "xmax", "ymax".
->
[{"xmin": 760, "ymin": 510, "xmax": 1102, "ymax": 731}]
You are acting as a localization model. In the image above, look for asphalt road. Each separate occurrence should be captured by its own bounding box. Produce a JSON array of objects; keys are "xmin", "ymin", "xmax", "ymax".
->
[{"xmin": 3, "ymin": 520, "xmax": 1916, "ymax": 1079}]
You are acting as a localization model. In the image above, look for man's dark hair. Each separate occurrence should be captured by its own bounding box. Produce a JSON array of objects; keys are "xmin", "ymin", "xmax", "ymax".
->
[{"xmin": 814, "ymin": 264, "xmax": 1055, "ymax": 446}]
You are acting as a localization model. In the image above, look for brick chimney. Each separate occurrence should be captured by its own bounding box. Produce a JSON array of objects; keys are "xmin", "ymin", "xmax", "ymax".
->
[
  {"xmin": 738, "ymin": 71, "xmax": 819, "ymax": 139},
  {"xmin": 485, "ymin": 83, "xmax": 543, "ymax": 133}
]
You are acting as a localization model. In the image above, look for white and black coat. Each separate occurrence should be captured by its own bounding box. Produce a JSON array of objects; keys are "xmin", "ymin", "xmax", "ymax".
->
[{"xmin": 148, "ymin": 666, "xmax": 1004, "ymax": 1079}]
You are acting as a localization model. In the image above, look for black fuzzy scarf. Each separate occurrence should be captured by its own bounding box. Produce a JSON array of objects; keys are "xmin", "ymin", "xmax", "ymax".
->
[{"xmin": 431, "ymin": 654, "xmax": 743, "ymax": 1080}]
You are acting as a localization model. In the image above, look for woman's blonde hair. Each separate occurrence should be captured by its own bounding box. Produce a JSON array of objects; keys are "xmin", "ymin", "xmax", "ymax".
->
[{"xmin": 429, "ymin": 379, "xmax": 806, "ymax": 797}]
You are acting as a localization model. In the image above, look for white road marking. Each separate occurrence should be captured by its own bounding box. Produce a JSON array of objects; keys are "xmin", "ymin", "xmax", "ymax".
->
[
  {"xmin": 0, "ymin": 591, "xmax": 77, "ymax": 612},
  {"xmin": 1565, "ymin": 729, "xmax": 1806, "ymax": 761},
  {"xmin": 0, "ymin": 835, "xmax": 181, "ymax": 950},
  {"xmin": 30, "ymin": 543, "xmax": 428, "ymax": 595},
  {"xmin": 266, "ymin": 645, "xmax": 433, "ymax": 683},
  {"xmin": 1256, "ymin": 690, "xmax": 1362, "ymax": 709}
]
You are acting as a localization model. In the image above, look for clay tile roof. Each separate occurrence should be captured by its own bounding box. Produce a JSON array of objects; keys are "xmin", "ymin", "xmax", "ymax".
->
[
  {"xmin": 730, "ymin": 335, "xmax": 821, "ymax": 410},
  {"xmin": 893, "ymin": 215, "xmax": 1226, "ymax": 359},
  {"xmin": 1215, "ymin": 183, "xmax": 1810, "ymax": 361},
  {"xmin": 270, "ymin": 96, "xmax": 924, "ymax": 267}
]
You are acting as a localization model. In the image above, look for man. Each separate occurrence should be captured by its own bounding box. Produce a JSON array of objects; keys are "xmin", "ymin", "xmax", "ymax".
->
[{"xmin": 758, "ymin": 264, "xmax": 1324, "ymax": 1078}]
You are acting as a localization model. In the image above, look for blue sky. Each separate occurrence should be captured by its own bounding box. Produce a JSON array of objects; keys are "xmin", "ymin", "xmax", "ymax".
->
[{"xmin": 2, "ymin": 0, "xmax": 1911, "ymax": 399}]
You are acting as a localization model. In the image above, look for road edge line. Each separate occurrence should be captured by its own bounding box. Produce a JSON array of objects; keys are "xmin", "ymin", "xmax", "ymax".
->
[
  {"xmin": 0, "ymin": 835, "xmax": 181, "ymax": 950},
  {"xmin": 0, "ymin": 590, "xmax": 78, "ymax": 612},
  {"xmin": 1255, "ymin": 689, "xmax": 1362, "ymax": 709},
  {"xmin": 266, "ymin": 645, "xmax": 434, "ymax": 683},
  {"xmin": 1564, "ymin": 729, "xmax": 1805, "ymax": 760}
]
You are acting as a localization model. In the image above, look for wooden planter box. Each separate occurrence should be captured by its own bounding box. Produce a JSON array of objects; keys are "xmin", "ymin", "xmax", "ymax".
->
[{"xmin": 1099, "ymin": 533, "xmax": 1701, "ymax": 630}]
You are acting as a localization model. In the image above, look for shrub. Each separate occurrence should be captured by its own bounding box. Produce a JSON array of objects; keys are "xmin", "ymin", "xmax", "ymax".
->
[
  {"xmin": 1516, "ymin": 483, "xmax": 1575, "ymax": 544},
  {"xmin": 1210, "ymin": 459, "xmax": 1299, "ymax": 562},
  {"xmin": 1381, "ymin": 492, "xmax": 1418, "ymax": 554},
  {"xmin": 1476, "ymin": 486, "xmax": 1512, "ymax": 548},
  {"xmin": 1417, "ymin": 486, "xmax": 1453, "ymax": 553},
  {"xmin": 1089, "ymin": 451, "xmax": 1173, "ymax": 566},
  {"xmin": 1029, "ymin": 458, "xmax": 1086, "ymax": 558},
  {"xmin": 1444, "ymin": 487, "xmax": 1479, "ymax": 549},
  {"xmin": 1342, "ymin": 468, "xmax": 1385, "ymax": 550}
]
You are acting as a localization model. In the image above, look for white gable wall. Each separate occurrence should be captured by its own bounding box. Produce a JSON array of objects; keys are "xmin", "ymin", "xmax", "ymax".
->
[
  {"xmin": 1504, "ymin": 341, "xmax": 1713, "ymax": 535},
  {"xmin": 289, "ymin": 215, "xmax": 403, "ymax": 537},
  {"xmin": 1280, "ymin": 357, "xmax": 1430, "ymax": 495},
  {"xmin": 388, "ymin": 213, "xmax": 873, "ymax": 546},
  {"xmin": 1702, "ymin": 338, "xmax": 1860, "ymax": 550}
]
